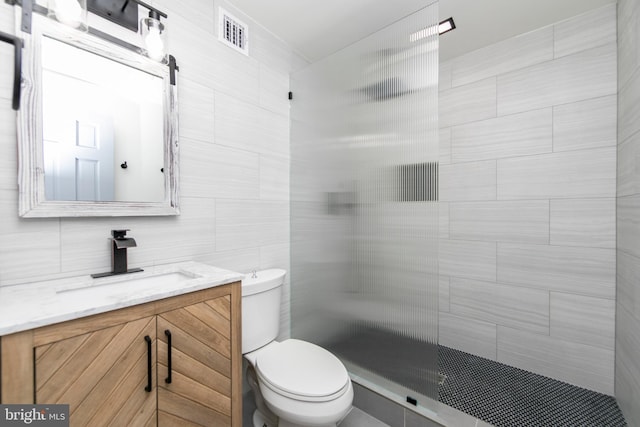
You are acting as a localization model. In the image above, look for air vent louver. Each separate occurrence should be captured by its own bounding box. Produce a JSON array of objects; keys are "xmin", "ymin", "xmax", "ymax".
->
[{"xmin": 219, "ymin": 8, "xmax": 249, "ymax": 55}]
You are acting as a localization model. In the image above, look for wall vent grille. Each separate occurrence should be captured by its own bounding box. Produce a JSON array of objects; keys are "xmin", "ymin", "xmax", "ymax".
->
[{"xmin": 219, "ymin": 8, "xmax": 249, "ymax": 55}]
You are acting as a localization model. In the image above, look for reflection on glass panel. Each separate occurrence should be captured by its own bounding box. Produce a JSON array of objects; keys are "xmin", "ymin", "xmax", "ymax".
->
[
  {"xmin": 41, "ymin": 36, "xmax": 165, "ymax": 202},
  {"xmin": 290, "ymin": 3, "xmax": 439, "ymax": 403}
]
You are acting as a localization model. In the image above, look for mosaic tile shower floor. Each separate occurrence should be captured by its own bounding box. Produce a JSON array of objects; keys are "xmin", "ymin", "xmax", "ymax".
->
[{"xmin": 438, "ymin": 346, "xmax": 627, "ymax": 427}]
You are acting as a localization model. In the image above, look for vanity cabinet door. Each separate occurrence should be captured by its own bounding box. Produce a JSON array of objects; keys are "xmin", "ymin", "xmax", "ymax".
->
[
  {"xmin": 157, "ymin": 296, "xmax": 233, "ymax": 426},
  {"xmin": 34, "ymin": 315, "xmax": 157, "ymax": 426}
]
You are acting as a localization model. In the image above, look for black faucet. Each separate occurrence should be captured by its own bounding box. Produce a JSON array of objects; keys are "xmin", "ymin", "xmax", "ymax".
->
[{"xmin": 91, "ymin": 229, "xmax": 144, "ymax": 278}]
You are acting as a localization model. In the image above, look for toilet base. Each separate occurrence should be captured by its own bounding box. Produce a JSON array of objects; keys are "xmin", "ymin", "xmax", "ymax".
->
[
  {"xmin": 252, "ymin": 409, "xmax": 341, "ymax": 427},
  {"xmin": 253, "ymin": 409, "xmax": 277, "ymax": 427}
]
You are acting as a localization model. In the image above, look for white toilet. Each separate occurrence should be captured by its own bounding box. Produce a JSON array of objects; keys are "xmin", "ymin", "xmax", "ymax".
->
[{"xmin": 242, "ymin": 269, "xmax": 353, "ymax": 427}]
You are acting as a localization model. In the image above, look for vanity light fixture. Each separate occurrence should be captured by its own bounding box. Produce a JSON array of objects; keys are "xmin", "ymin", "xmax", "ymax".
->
[
  {"xmin": 140, "ymin": 9, "xmax": 167, "ymax": 62},
  {"xmin": 87, "ymin": 0, "xmax": 168, "ymax": 62}
]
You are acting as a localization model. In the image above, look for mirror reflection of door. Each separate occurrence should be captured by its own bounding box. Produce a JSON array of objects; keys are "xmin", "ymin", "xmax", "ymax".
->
[
  {"xmin": 41, "ymin": 36, "xmax": 165, "ymax": 203},
  {"xmin": 44, "ymin": 112, "xmax": 115, "ymax": 201}
]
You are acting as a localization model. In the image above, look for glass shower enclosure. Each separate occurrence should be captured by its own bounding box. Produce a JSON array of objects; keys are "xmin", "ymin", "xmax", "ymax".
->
[{"xmin": 290, "ymin": 2, "xmax": 440, "ymax": 407}]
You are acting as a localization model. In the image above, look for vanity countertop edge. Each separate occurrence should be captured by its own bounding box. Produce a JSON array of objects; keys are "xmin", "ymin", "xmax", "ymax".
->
[{"xmin": 0, "ymin": 261, "xmax": 243, "ymax": 336}]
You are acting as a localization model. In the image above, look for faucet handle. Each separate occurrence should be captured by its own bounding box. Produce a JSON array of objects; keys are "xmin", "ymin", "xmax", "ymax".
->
[
  {"xmin": 251, "ymin": 270, "xmax": 257, "ymax": 278},
  {"xmin": 111, "ymin": 229, "xmax": 130, "ymax": 239}
]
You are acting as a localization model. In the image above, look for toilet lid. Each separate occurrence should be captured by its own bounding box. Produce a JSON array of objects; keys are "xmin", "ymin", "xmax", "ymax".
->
[{"xmin": 255, "ymin": 339, "xmax": 349, "ymax": 399}]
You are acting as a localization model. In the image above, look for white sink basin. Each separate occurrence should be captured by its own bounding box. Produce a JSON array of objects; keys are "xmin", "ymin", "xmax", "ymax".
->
[{"xmin": 57, "ymin": 270, "xmax": 201, "ymax": 299}]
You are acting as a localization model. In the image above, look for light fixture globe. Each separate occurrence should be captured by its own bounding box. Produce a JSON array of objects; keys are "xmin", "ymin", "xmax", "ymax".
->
[
  {"xmin": 48, "ymin": 0, "xmax": 88, "ymax": 30},
  {"xmin": 141, "ymin": 14, "xmax": 166, "ymax": 62}
]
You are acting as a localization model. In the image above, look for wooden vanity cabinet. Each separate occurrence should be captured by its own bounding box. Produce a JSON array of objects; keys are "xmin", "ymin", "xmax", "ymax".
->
[{"xmin": 0, "ymin": 282, "xmax": 242, "ymax": 427}]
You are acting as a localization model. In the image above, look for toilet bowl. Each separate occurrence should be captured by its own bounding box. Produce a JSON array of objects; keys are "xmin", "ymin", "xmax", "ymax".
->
[{"xmin": 242, "ymin": 269, "xmax": 353, "ymax": 427}]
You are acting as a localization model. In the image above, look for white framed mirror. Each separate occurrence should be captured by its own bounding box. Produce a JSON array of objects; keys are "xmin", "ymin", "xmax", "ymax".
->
[{"xmin": 17, "ymin": 13, "xmax": 179, "ymax": 217}]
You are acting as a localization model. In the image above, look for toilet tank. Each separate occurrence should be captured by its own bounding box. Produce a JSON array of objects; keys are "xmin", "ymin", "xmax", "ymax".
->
[{"xmin": 242, "ymin": 269, "xmax": 286, "ymax": 353}]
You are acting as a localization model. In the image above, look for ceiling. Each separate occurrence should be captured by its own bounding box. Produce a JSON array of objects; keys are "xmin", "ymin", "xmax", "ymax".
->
[{"xmin": 230, "ymin": 0, "xmax": 616, "ymax": 63}]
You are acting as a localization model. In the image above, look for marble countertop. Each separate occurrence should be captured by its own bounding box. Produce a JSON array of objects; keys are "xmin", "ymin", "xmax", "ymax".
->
[{"xmin": 0, "ymin": 261, "xmax": 244, "ymax": 336}]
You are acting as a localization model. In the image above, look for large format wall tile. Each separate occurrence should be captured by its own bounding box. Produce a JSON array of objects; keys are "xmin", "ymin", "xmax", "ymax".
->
[
  {"xmin": 618, "ymin": 0, "xmax": 640, "ymax": 89},
  {"xmin": 180, "ymin": 139, "xmax": 260, "ymax": 199},
  {"xmin": 451, "ymin": 109, "xmax": 552, "ymax": 163},
  {"xmin": 440, "ymin": 128, "xmax": 452, "ymax": 164},
  {"xmin": 451, "ymin": 26, "xmax": 553, "ymax": 87},
  {"xmin": 497, "ymin": 147, "xmax": 616, "ymax": 200},
  {"xmin": 550, "ymin": 199, "xmax": 615, "ymax": 248},
  {"xmin": 440, "ymin": 160, "xmax": 496, "ymax": 201},
  {"xmin": 497, "ymin": 243, "xmax": 615, "ymax": 298},
  {"xmin": 497, "ymin": 43, "xmax": 617, "ymax": 116},
  {"xmin": 618, "ymin": 133, "xmax": 640, "ymax": 197},
  {"xmin": 178, "ymin": 79, "xmax": 216, "ymax": 144},
  {"xmin": 439, "ymin": 202, "xmax": 450, "ymax": 239},
  {"xmin": 617, "ymin": 250, "xmax": 640, "ymax": 320},
  {"xmin": 498, "ymin": 326, "xmax": 614, "ymax": 395},
  {"xmin": 440, "ymin": 78, "xmax": 496, "ymax": 128},
  {"xmin": 550, "ymin": 292, "xmax": 615, "ymax": 351},
  {"xmin": 439, "ymin": 276, "xmax": 451, "ymax": 312},
  {"xmin": 439, "ymin": 60, "xmax": 453, "ymax": 91},
  {"xmin": 554, "ymin": 4, "xmax": 617, "ymax": 59},
  {"xmin": 553, "ymin": 95, "xmax": 617, "ymax": 152},
  {"xmin": 618, "ymin": 195, "xmax": 640, "ymax": 259},
  {"xmin": 439, "ymin": 312, "xmax": 497, "ymax": 360},
  {"xmin": 0, "ymin": 104, "xmax": 16, "ymax": 191},
  {"xmin": 440, "ymin": 239, "xmax": 496, "ymax": 283},
  {"xmin": 619, "ymin": 67, "xmax": 640, "ymax": 143},
  {"xmin": 450, "ymin": 277, "xmax": 549, "ymax": 334},
  {"xmin": 0, "ymin": 190, "xmax": 61, "ymax": 285},
  {"xmin": 215, "ymin": 200, "xmax": 289, "ymax": 251},
  {"xmin": 616, "ymin": 303, "xmax": 640, "ymax": 423},
  {"xmin": 449, "ymin": 200, "xmax": 549, "ymax": 244},
  {"xmin": 260, "ymin": 154, "xmax": 290, "ymax": 201},
  {"xmin": 215, "ymin": 93, "xmax": 289, "ymax": 156}
]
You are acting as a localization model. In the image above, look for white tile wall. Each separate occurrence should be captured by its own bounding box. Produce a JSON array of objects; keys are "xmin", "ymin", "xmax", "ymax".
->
[
  {"xmin": 497, "ymin": 147, "xmax": 616, "ymax": 200},
  {"xmin": 439, "ymin": 160, "xmax": 496, "ymax": 201},
  {"xmin": 497, "ymin": 243, "xmax": 615, "ymax": 298},
  {"xmin": 449, "ymin": 200, "xmax": 549, "ymax": 244},
  {"xmin": 439, "ymin": 312, "xmax": 497, "ymax": 360},
  {"xmin": 618, "ymin": 133, "xmax": 640, "ymax": 197},
  {"xmin": 497, "ymin": 326, "xmax": 614, "ymax": 394},
  {"xmin": 439, "ymin": 4, "xmax": 617, "ymax": 396},
  {"xmin": 450, "ymin": 26, "xmax": 553, "ymax": 88},
  {"xmin": 553, "ymin": 95, "xmax": 617, "ymax": 152},
  {"xmin": 553, "ymin": 5, "xmax": 617, "ymax": 59},
  {"xmin": 451, "ymin": 108, "xmax": 552, "ymax": 163},
  {"xmin": 450, "ymin": 278, "xmax": 549, "ymax": 334},
  {"xmin": 439, "ymin": 77, "xmax": 496, "ymax": 128},
  {"xmin": 550, "ymin": 292, "xmax": 615, "ymax": 350},
  {"xmin": 439, "ymin": 239, "xmax": 497, "ymax": 283},
  {"xmin": 550, "ymin": 199, "xmax": 615, "ymax": 248},
  {"xmin": 497, "ymin": 43, "xmax": 617, "ymax": 116}
]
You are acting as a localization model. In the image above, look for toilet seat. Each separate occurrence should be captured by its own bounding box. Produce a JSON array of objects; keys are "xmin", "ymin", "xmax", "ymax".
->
[{"xmin": 255, "ymin": 339, "xmax": 350, "ymax": 402}]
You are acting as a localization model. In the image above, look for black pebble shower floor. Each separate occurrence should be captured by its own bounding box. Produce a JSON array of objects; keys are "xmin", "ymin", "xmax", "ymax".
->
[{"xmin": 438, "ymin": 345, "xmax": 627, "ymax": 427}]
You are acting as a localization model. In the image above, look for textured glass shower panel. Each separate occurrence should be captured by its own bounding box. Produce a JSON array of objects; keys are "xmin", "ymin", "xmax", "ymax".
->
[{"xmin": 290, "ymin": 3, "xmax": 439, "ymax": 401}]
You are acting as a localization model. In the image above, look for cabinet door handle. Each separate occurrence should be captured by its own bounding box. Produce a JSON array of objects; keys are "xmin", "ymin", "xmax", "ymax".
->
[
  {"xmin": 164, "ymin": 330, "xmax": 172, "ymax": 384},
  {"xmin": 144, "ymin": 335, "xmax": 152, "ymax": 392}
]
